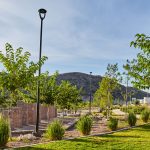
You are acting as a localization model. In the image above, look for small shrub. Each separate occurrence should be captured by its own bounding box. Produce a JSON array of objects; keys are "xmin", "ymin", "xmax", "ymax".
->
[
  {"xmin": 45, "ymin": 120, "xmax": 65, "ymax": 140},
  {"xmin": 108, "ymin": 117, "xmax": 118, "ymax": 131},
  {"xmin": 102, "ymin": 110, "xmax": 107, "ymax": 116},
  {"xmin": 0, "ymin": 114, "xmax": 10, "ymax": 147},
  {"xmin": 76, "ymin": 115, "xmax": 93, "ymax": 135},
  {"xmin": 134, "ymin": 100, "xmax": 140, "ymax": 106},
  {"xmin": 141, "ymin": 110, "xmax": 150, "ymax": 123},
  {"xmin": 133, "ymin": 106, "xmax": 146, "ymax": 114},
  {"xmin": 128, "ymin": 112, "xmax": 137, "ymax": 127},
  {"xmin": 121, "ymin": 106, "xmax": 146, "ymax": 114},
  {"xmin": 112, "ymin": 105, "xmax": 120, "ymax": 109}
]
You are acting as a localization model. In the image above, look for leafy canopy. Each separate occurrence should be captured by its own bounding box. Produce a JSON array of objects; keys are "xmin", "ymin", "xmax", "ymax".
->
[
  {"xmin": 94, "ymin": 63, "xmax": 121, "ymax": 109},
  {"xmin": 0, "ymin": 43, "xmax": 47, "ymax": 106},
  {"xmin": 56, "ymin": 81, "xmax": 82, "ymax": 110},
  {"xmin": 124, "ymin": 34, "xmax": 150, "ymax": 89},
  {"xmin": 20, "ymin": 71, "xmax": 59, "ymax": 105}
]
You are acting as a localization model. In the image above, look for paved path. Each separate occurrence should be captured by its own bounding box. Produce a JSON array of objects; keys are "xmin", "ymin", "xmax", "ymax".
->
[{"xmin": 112, "ymin": 109, "xmax": 126, "ymax": 115}]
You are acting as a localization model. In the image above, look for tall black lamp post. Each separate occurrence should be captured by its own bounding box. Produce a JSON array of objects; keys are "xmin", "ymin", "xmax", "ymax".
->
[
  {"xmin": 35, "ymin": 8, "xmax": 47, "ymax": 135},
  {"xmin": 89, "ymin": 72, "xmax": 92, "ymax": 114}
]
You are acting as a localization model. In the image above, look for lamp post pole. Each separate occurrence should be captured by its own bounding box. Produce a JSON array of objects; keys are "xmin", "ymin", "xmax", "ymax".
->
[
  {"xmin": 126, "ymin": 74, "xmax": 128, "ymax": 106},
  {"xmin": 89, "ymin": 72, "xmax": 92, "ymax": 114},
  {"xmin": 35, "ymin": 8, "xmax": 47, "ymax": 135}
]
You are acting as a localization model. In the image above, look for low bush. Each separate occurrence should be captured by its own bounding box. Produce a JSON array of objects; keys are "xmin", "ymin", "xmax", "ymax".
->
[
  {"xmin": 121, "ymin": 106, "xmax": 146, "ymax": 114},
  {"xmin": 76, "ymin": 115, "xmax": 93, "ymax": 135},
  {"xmin": 141, "ymin": 110, "xmax": 150, "ymax": 123},
  {"xmin": 0, "ymin": 114, "xmax": 10, "ymax": 147},
  {"xmin": 128, "ymin": 112, "xmax": 137, "ymax": 127},
  {"xmin": 102, "ymin": 109, "xmax": 112, "ymax": 117},
  {"xmin": 108, "ymin": 117, "xmax": 118, "ymax": 131},
  {"xmin": 102, "ymin": 110, "xmax": 107, "ymax": 116},
  {"xmin": 45, "ymin": 120, "xmax": 65, "ymax": 140},
  {"xmin": 112, "ymin": 105, "xmax": 121, "ymax": 109},
  {"xmin": 134, "ymin": 100, "xmax": 140, "ymax": 106},
  {"xmin": 133, "ymin": 106, "xmax": 146, "ymax": 114}
]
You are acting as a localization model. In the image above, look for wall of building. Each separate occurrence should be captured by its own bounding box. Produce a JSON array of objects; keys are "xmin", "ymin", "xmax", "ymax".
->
[{"xmin": 144, "ymin": 97, "xmax": 150, "ymax": 104}]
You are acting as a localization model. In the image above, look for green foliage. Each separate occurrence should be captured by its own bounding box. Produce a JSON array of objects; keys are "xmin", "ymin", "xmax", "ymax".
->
[
  {"xmin": 102, "ymin": 110, "xmax": 107, "ymax": 116},
  {"xmin": 132, "ymin": 106, "xmax": 146, "ymax": 114},
  {"xmin": 14, "ymin": 124, "xmax": 150, "ymax": 150},
  {"xmin": 108, "ymin": 117, "xmax": 118, "ymax": 131},
  {"xmin": 134, "ymin": 100, "xmax": 140, "ymax": 106},
  {"xmin": 21, "ymin": 72, "xmax": 82, "ymax": 113},
  {"xmin": 94, "ymin": 77, "xmax": 113, "ymax": 109},
  {"xmin": 141, "ymin": 110, "xmax": 150, "ymax": 123},
  {"xmin": 0, "ymin": 43, "xmax": 47, "ymax": 106},
  {"xmin": 20, "ymin": 71, "xmax": 59, "ymax": 104},
  {"xmin": 56, "ymin": 81, "xmax": 82, "ymax": 111},
  {"xmin": 45, "ymin": 120, "xmax": 65, "ymax": 140},
  {"xmin": 112, "ymin": 105, "xmax": 121, "ymax": 109},
  {"xmin": 94, "ymin": 63, "xmax": 121, "ymax": 117},
  {"xmin": 124, "ymin": 34, "xmax": 150, "ymax": 89},
  {"xmin": 0, "ymin": 114, "xmax": 10, "ymax": 146},
  {"xmin": 128, "ymin": 112, "xmax": 137, "ymax": 127},
  {"xmin": 76, "ymin": 115, "xmax": 93, "ymax": 135},
  {"xmin": 121, "ymin": 105, "xmax": 146, "ymax": 114}
]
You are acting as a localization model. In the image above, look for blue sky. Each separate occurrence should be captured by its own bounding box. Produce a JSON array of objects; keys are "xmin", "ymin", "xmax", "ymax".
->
[{"xmin": 0, "ymin": 0, "xmax": 150, "ymax": 76}]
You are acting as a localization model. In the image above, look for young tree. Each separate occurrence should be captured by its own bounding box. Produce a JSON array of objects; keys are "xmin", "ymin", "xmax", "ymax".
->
[
  {"xmin": 124, "ymin": 34, "xmax": 150, "ymax": 90},
  {"xmin": 20, "ymin": 72, "xmax": 58, "ymax": 104},
  {"xmin": 0, "ymin": 43, "xmax": 47, "ymax": 106},
  {"xmin": 19, "ymin": 71, "xmax": 59, "ymax": 121},
  {"xmin": 56, "ymin": 81, "xmax": 82, "ymax": 115},
  {"xmin": 94, "ymin": 63, "xmax": 121, "ymax": 118}
]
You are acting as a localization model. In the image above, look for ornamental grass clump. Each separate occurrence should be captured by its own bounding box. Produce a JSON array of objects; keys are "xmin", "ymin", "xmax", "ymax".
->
[
  {"xmin": 0, "ymin": 114, "xmax": 10, "ymax": 147},
  {"xmin": 45, "ymin": 120, "xmax": 65, "ymax": 140},
  {"xmin": 76, "ymin": 115, "xmax": 93, "ymax": 135},
  {"xmin": 141, "ymin": 110, "xmax": 150, "ymax": 123},
  {"xmin": 108, "ymin": 117, "xmax": 118, "ymax": 131},
  {"xmin": 128, "ymin": 112, "xmax": 137, "ymax": 127}
]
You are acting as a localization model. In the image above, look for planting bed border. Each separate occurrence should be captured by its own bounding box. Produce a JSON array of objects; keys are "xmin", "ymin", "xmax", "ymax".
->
[{"xmin": 8, "ymin": 122, "xmax": 150, "ymax": 150}]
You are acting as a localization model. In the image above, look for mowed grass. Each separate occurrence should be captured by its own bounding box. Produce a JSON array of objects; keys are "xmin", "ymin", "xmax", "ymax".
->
[{"xmin": 16, "ymin": 124, "xmax": 150, "ymax": 150}]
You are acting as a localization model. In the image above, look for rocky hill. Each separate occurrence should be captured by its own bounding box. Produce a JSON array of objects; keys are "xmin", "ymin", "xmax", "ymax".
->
[{"xmin": 57, "ymin": 72, "xmax": 148, "ymax": 101}]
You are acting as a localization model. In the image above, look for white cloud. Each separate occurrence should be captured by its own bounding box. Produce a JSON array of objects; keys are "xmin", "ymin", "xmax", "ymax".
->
[{"xmin": 0, "ymin": 0, "xmax": 149, "ymax": 74}]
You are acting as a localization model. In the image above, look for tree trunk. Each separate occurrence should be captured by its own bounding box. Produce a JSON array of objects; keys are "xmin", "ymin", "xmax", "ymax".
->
[
  {"xmin": 47, "ymin": 106, "xmax": 50, "ymax": 123},
  {"xmin": 107, "ymin": 91, "xmax": 110, "ymax": 119}
]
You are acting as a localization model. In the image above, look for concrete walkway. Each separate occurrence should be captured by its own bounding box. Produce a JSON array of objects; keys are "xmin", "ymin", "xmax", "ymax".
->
[{"xmin": 112, "ymin": 109, "xmax": 126, "ymax": 115}]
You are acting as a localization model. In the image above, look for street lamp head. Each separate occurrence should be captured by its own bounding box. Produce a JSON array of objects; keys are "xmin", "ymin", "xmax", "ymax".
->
[{"xmin": 38, "ymin": 8, "xmax": 47, "ymax": 20}]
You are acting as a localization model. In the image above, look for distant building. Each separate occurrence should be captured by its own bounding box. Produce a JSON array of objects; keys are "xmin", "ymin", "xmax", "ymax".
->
[
  {"xmin": 138, "ymin": 97, "xmax": 150, "ymax": 105},
  {"xmin": 143, "ymin": 97, "xmax": 150, "ymax": 104}
]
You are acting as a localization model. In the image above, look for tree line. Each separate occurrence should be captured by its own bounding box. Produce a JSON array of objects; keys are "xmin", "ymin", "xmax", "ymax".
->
[{"xmin": 0, "ymin": 33, "xmax": 149, "ymax": 114}]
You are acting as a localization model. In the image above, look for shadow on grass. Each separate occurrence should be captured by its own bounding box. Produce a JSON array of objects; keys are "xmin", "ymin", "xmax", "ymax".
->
[
  {"xmin": 68, "ymin": 134, "xmax": 139, "ymax": 143},
  {"xmin": 100, "ymin": 134, "xmax": 140, "ymax": 138},
  {"xmin": 14, "ymin": 147, "xmax": 53, "ymax": 150},
  {"xmin": 135, "ymin": 124, "xmax": 150, "ymax": 131}
]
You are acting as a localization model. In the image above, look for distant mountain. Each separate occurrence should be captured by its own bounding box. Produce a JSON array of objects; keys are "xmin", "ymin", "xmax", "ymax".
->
[{"xmin": 57, "ymin": 72, "xmax": 149, "ymax": 101}]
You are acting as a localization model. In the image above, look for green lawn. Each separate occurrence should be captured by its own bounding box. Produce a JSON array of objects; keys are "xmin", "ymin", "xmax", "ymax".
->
[{"xmin": 16, "ymin": 124, "xmax": 150, "ymax": 150}]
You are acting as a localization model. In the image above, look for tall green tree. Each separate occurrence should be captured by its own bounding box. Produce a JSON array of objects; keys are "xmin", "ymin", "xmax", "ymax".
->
[
  {"xmin": 94, "ymin": 63, "xmax": 121, "ymax": 118},
  {"xmin": 0, "ymin": 43, "xmax": 47, "ymax": 106},
  {"xmin": 124, "ymin": 34, "xmax": 150, "ymax": 89},
  {"xmin": 56, "ymin": 81, "xmax": 82, "ymax": 114},
  {"xmin": 20, "ymin": 72, "xmax": 59, "ymax": 104}
]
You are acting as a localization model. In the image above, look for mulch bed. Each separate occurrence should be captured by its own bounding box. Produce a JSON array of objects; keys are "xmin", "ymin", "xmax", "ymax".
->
[{"xmin": 5, "ymin": 117, "xmax": 109, "ymax": 149}]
